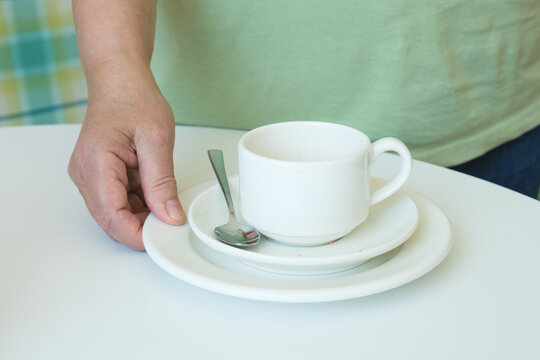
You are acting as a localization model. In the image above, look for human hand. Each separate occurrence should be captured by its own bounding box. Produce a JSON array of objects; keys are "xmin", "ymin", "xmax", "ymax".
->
[{"xmin": 68, "ymin": 69, "xmax": 185, "ymax": 250}]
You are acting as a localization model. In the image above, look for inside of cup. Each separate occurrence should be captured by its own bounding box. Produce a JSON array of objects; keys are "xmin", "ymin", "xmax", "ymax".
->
[{"xmin": 242, "ymin": 122, "xmax": 369, "ymax": 162}]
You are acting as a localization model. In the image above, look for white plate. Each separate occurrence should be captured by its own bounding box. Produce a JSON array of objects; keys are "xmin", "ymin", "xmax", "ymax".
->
[
  {"xmin": 143, "ymin": 180, "xmax": 453, "ymax": 303},
  {"xmin": 188, "ymin": 178, "xmax": 419, "ymax": 275}
]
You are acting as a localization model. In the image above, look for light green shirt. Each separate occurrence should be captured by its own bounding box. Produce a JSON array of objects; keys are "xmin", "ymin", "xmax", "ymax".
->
[{"xmin": 151, "ymin": 0, "xmax": 540, "ymax": 166}]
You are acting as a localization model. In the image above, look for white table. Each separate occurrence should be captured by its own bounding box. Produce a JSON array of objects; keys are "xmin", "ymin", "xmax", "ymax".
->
[{"xmin": 1, "ymin": 124, "xmax": 539, "ymax": 359}]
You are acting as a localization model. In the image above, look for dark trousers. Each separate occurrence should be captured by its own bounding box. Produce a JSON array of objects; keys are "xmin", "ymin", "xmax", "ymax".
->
[{"xmin": 450, "ymin": 124, "xmax": 540, "ymax": 199}]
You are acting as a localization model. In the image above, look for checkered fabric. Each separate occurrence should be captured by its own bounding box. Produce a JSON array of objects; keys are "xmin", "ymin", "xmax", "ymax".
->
[{"xmin": 0, "ymin": 0, "xmax": 87, "ymax": 126}]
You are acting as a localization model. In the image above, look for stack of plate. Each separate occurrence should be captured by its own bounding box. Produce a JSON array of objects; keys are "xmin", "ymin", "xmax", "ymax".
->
[{"xmin": 143, "ymin": 178, "xmax": 452, "ymax": 303}]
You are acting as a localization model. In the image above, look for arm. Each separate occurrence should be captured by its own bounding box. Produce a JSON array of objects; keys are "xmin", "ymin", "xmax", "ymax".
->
[
  {"xmin": 69, "ymin": 0, "xmax": 185, "ymax": 250},
  {"xmin": 73, "ymin": 0, "xmax": 156, "ymax": 96}
]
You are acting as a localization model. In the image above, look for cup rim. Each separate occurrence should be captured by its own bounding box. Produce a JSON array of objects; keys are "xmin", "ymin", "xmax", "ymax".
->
[{"xmin": 238, "ymin": 121, "xmax": 371, "ymax": 165}]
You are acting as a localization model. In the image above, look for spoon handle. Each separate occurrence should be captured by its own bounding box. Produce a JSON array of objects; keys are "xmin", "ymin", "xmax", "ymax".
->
[{"xmin": 208, "ymin": 149, "xmax": 236, "ymax": 218}]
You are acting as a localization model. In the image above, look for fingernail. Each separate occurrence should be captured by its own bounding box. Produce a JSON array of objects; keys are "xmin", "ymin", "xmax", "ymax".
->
[{"xmin": 166, "ymin": 199, "xmax": 185, "ymax": 222}]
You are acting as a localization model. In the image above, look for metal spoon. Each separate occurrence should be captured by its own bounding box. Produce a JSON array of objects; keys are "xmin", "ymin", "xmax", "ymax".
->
[{"xmin": 207, "ymin": 149, "xmax": 261, "ymax": 247}]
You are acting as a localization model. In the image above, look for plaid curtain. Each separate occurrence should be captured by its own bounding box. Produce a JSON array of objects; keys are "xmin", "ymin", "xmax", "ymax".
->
[{"xmin": 0, "ymin": 0, "xmax": 87, "ymax": 126}]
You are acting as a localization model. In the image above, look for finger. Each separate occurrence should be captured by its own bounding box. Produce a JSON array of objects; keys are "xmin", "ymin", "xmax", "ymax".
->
[
  {"xmin": 106, "ymin": 208, "xmax": 147, "ymax": 251},
  {"xmin": 128, "ymin": 192, "xmax": 147, "ymax": 212},
  {"xmin": 134, "ymin": 211, "xmax": 150, "ymax": 225},
  {"xmin": 126, "ymin": 168, "xmax": 141, "ymax": 192},
  {"xmin": 135, "ymin": 128, "xmax": 185, "ymax": 225},
  {"xmin": 81, "ymin": 152, "xmax": 147, "ymax": 250},
  {"xmin": 126, "ymin": 168, "xmax": 147, "ymax": 207}
]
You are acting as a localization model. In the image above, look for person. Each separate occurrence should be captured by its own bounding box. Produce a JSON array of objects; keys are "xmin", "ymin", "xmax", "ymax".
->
[{"xmin": 68, "ymin": 0, "xmax": 540, "ymax": 251}]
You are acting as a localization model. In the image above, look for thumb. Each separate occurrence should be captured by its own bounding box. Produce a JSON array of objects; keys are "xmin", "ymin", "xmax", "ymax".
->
[{"xmin": 136, "ymin": 129, "xmax": 185, "ymax": 225}]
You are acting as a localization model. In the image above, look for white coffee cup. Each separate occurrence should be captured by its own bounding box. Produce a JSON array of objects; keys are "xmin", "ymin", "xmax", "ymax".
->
[{"xmin": 238, "ymin": 121, "xmax": 412, "ymax": 246}]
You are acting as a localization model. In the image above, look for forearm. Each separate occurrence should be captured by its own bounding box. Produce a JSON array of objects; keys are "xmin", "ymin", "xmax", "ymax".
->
[{"xmin": 72, "ymin": 0, "xmax": 158, "ymax": 97}]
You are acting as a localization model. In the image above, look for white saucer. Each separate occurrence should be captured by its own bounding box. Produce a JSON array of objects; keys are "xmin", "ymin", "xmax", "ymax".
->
[
  {"xmin": 143, "ymin": 180, "xmax": 453, "ymax": 303},
  {"xmin": 188, "ymin": 178, "xmax": 419, "ymax": 275}
]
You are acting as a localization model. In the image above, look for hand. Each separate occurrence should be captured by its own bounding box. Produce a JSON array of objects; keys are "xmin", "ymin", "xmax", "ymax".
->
[{"xmin": 68, "ymin": 72, "xmax": 185, "ymax": 250}]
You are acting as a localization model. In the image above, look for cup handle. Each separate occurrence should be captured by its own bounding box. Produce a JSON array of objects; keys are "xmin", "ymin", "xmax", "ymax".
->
[{"xmin": 369, "ymin": 138, "xmax": 412, "ymax": 205}]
